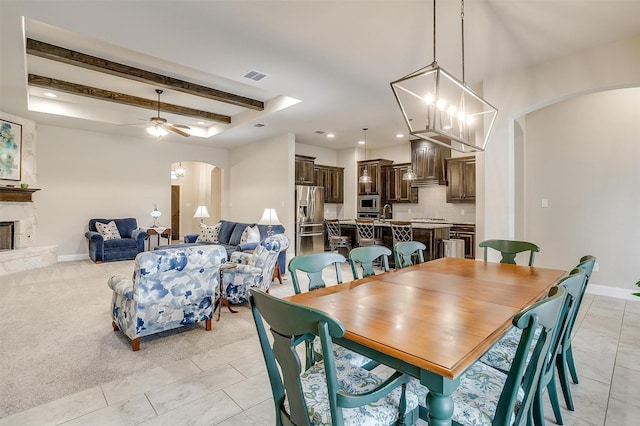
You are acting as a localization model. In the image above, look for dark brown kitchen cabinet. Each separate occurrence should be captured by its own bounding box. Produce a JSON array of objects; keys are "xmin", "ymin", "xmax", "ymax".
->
[
  {"xmin": 383, "ymin": 163, "xmax": 418, "ymax": 203},
  {"xmin": 357, "ymin": 159, "xmax": 392, "ymax": 195},
  {"xmin": 295, "ymin": 155, "xmax": 315, "ymax": 185},
  {"xmin": 410, "ymin": 138, "xmax": 450, "ymax": 186},
  {"xmin": 446, "ymin": 156, "xmax": 476, "ymax": 202},
  {"xmin": 314, "ymin": 164, "xmax": 344, "ymax": 203},
  {"xmin": 449, "ymin": 224, "xmax": 476, "ymax": 259}
]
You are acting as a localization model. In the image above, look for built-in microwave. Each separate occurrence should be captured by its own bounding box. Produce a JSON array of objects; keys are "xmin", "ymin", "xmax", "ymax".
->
[{"xmin": 358, "ymin": 194, "xmax": 380, "ymax": 212}]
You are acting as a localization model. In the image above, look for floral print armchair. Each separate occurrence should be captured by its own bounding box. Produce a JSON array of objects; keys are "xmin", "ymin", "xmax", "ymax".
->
[
  {"xmin": 107, "ymin": 244, "xmax": 227, "ymax": 351},
  {"xmin": 222, "ymin": 234, "xmax": 290, "ymax": 304}
]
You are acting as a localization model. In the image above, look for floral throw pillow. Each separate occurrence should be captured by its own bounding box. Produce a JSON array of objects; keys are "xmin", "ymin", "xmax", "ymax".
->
[
  {"xmin": 196, "ymin": 222, "xmax": 221, "ymax": 243},
  {"xmin": 95, "ymin": 221, "xmax": 121, "ymax": 240},
  {"xmin": 240, "ymin": 225, "xmax": 261, "ymax": 244}
]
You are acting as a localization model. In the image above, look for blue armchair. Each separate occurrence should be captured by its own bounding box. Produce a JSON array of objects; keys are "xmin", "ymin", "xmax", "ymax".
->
[
  {"xmin": 108, "ymin": 244, "xmax": 227, "ymax": 350},
  {"xmin": 221, "ymin": 234, "xmax": 289, "ymax": 304},
  {"xmin": 85, "ymin": 218, "xmax": 147, "ymax": 263}
]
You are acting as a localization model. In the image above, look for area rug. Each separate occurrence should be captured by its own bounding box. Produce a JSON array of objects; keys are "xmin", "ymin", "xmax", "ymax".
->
[{"xmin": 0, "ymin": 259, "xmax": 272, "ymax": 418}]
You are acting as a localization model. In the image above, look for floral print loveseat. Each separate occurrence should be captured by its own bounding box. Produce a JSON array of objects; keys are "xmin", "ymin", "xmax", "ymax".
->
[{"xmin": 107, "ymin": 244, "xmax": 227, "ymax": 351}]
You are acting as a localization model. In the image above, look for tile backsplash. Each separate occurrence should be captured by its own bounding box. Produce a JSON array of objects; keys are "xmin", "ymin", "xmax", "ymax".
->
[{"xmin": 390, "ymin": 185, "xmax": 475, "ymax": 224}]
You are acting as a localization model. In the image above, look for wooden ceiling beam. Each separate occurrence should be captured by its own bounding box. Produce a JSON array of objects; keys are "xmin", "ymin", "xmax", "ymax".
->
[
  {"xmin": 26, "ymin": 38, "xmax": 264, "ymax": 111},
  {"xmin": 28, "ymin": 74, "xmax": 232, "ymax": 124}
]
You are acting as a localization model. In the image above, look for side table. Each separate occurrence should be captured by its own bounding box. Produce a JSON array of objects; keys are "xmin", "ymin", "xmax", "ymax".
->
[
  {"xmin": 217, "ymin": 263, "xmax": 238, "ymax": 321},
  {"xmin": 146, "ymin": 227, "xmax": 171, "ymax": 251}
]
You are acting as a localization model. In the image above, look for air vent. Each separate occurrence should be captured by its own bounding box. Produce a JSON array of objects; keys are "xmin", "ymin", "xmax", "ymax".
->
[
  {"xmin": 314, "ymin": 130, "xmax": 326, "ymax": 134},
  {"xmin": 254, "ymin": 123, "xmax": 265, "ymax": 127},
  {"xmin": 243, "ymin": 69, "xmax": 269, "ymax": 82}
]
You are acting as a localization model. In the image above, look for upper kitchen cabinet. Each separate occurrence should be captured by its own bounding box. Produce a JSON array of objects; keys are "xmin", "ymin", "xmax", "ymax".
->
[
  {"xmin": 410, "ymin": 138, "xmax": 451, "ymax": 186},
  {"xmin": 446, "ymin": 156, "xmax": 476, "ymax": 203},
  {"xmin": 384, "ymin": 163, "xmax": 418, "ymax": 203},
  {"xmin": 357, "ymin": 159, "xmax": 393, "ymax": 195},
  {"xmin": 295, "ymin": 155, "xmax": 315, "ymax": 185},
  {"xmin": 314, "ymin": 164, "xmax": 344, "ymax": 203}
]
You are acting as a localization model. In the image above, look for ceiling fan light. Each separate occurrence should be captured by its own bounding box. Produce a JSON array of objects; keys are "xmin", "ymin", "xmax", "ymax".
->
[{"xmin": 147, "ymin": 124, "xmax": 168, "ymax": 138}]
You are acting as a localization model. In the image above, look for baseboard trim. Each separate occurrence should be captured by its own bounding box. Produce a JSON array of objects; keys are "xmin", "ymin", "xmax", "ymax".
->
[
  {"xmin": 58, "ymin": 254, "xmax": 89, "ymax": 262},
  {"xmin": 587, "ymin": 284, "xmax": 640, "ymax": 302}
]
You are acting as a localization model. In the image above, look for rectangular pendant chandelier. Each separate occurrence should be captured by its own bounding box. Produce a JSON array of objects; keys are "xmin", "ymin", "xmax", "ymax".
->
[{"xmin": 391, "ymin": 61, "xmax": 497, "ymax": 152}]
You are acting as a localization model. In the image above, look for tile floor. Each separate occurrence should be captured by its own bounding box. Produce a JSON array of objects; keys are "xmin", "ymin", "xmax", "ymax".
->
[{"xmin": 2, "ymin": 266, "xmax": 640, "ymax": 425}]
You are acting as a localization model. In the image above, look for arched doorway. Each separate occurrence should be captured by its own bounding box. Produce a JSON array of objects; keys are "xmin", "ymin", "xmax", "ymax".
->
[{"xmin": 170, "ymin": 161, "xmax": 222, "ymax": 240}]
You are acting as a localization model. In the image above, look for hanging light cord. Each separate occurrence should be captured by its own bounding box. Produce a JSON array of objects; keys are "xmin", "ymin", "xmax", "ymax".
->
[
  {"xmin": 363, "ymin": 128, "xmax": 368, "ymax": 160},
  {"xmin": 461, "ymin": 0, "xmax": 465, "ymax": 83},
  {"xmin": 432, "ymin": 0, "xmax": 436, "ymax": 63}
]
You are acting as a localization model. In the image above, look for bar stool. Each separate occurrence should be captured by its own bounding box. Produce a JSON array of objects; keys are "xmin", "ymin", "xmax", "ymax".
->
[
  {"xmin": 324, "ymin": 219, "xmax": 351, "ymax": 256},
  {"xmin": 390, "ymin": 221, "xmax": 413, "ymax": 247},
  {"xmin": 355, "ymin": 219, "xmax": 383, "ymax": 247}
]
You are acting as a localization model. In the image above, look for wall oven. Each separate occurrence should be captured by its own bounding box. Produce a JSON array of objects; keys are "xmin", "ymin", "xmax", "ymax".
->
[{"xmin": 357, "ymin": 194, "xmax": 380, "ymax": 213}]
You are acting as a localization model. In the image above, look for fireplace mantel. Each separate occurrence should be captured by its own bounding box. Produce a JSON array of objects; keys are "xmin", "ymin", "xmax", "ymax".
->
[{"xmin": 0, "ymin": 187, "xmax": 41, "ymax": 202}]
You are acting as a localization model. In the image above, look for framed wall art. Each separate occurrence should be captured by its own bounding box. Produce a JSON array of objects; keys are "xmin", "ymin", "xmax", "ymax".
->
[{"xmin": 0, "ymin": 119, "xmax": 22, "ymax": 181}]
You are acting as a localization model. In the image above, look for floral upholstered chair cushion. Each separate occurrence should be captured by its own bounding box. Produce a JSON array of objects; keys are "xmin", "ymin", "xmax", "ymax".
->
[
  {"xmin": 222, "ymin": 234, "xmax": 289, "ymax": 304},
  {"xmin": 107, "ymin": 244, "xmax": 227, "ymax": 350},
  {"xmin": 293, "ymin": 361, "xmax": 419, "ymax": 425}
]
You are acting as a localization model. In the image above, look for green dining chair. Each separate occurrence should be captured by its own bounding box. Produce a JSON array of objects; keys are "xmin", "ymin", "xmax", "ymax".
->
[
  {"xmin": 479, "ymin": 239, "xmax": 541, "ymax": 266},
  {"xmin": 349, "ymin": 245, "xmax": 391, "ymax": 279},
  {"xmin": 479, "ymin": 267, "xmax": 588, "ymax": 425},
  {"xmin": 248, "ymin": 289, "xmax": 420, "ymax": 426},
  {"xmin": 556, "ymin": 255, "xmax": 596, "ymax": 412},
  {"xmin": 393, "ymin": 241, "xmax": 426, "ymax": 269},
  {"xmin": 533, "ymin": 268, "xmax": 586, "ymax": 426},
  {"xmin": 288, "ymin": 252, "xmax": 376, "ymax": 370},
  {"xmin": 417, "ymin": 285, "xmax": 567, "ymax": 426},
  {"xmin": 288, "ymin": 252, "xmax": 346, "ymax": 294}
]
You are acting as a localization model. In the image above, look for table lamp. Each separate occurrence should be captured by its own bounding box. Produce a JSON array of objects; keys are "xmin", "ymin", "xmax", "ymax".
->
[
  {"xmin": 150, "ymin": 205, "xmax": 162, "ymax": 227},
  {"xmin": 258, "ymin": 208, "xmax": 281, "ymax": 236},
  {"xmin": 193, "ymin": 205, "xmax": 210, "ymax": 224}
]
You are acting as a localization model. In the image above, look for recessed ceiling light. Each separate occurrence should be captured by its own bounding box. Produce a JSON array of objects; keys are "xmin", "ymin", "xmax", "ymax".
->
[
  {"xmin": 396, "ymin": 133, "xmax": 404, "ymax": 138},
  {"xmin": 197, "ymin": 121, "xmax": 205, "ymax": 125},
  {"xmin": 44, "ymin": 92, "xmax": 57, "ymax": 98},
  {"xmin": 327, "ymin": 133, "xmax": 335, "ymax": 138},
  {"xmin": 358, "ymin": 140, "xmax": 365, "ymax": 145}
]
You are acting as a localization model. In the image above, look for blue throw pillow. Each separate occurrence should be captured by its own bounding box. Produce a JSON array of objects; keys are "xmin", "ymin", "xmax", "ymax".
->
[
  {"xmin": 217, "ymin": 220, "xmax": 236, "ymax": 245},
  {"xmin": 229, "ymin": 222, "xmax": 252, "ymax": 246}
]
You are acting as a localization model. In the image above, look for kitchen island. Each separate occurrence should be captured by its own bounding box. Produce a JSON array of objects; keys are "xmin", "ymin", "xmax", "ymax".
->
[{"xmin": 339, "ymin": 220, "xmax": 452, "ymax": 262}]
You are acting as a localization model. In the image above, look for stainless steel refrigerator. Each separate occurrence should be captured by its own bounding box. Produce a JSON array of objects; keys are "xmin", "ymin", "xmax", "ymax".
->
[{"xmin": 295, "ymin": 185, "xmax": 325, "ymax": 255}]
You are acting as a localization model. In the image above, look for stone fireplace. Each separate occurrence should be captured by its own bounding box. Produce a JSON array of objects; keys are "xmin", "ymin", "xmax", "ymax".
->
[
  {"xmin": 0, "ymin": 203, "xmax": 36, "ymax": 250},
  {"xmin": 0, "ymin": 195, "xmax": 56, "ymax": 275},
  {"xmin": 0, "ymin": 221, "xmax": 15, "ymax": 251},
  {"xmin": 0, "ymin": 111, "xmax": 57, "ymax": 276}
]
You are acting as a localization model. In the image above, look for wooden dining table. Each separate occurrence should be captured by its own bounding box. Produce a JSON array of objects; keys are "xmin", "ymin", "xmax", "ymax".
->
[{"xmin": 284, "ymin": 257, "xmax": 566, "ymax": 425}]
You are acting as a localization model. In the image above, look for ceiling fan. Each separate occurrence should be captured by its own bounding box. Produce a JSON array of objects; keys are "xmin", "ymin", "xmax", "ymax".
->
[{"xmin": 146, "ymin": 89, "xmax": 190, "ymax": 138}]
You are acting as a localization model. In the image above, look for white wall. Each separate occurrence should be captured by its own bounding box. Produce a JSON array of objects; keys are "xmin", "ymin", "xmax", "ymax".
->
[
  {"xmin": 36, "ymin": 125, "xmax": 228, "ymax": 258},
  {"xmin": 229, "ymin": 133, "xmax": 294, "ymax": 245},
  {"xmin": 525, "ymin": 88, "xmax": 640, "ymax": 286},
  {"xmin": 295, "ymin": 143, "xmax": 338, "ymax": 165},
  {"xmin": 481, "ymin": 33, "xmax": 640, "ymax": 287}
]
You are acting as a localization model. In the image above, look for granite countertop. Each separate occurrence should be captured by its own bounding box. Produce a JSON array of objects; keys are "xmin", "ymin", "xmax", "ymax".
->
[{"xmin": 339, "ymin": 219, "xmax": 455, "ymax": 229}]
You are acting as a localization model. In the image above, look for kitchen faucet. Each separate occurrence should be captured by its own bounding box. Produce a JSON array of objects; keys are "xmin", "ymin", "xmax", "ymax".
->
[{"xmin": 382, "ymin": 203, "xmax": 392, "ymax": 219}]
